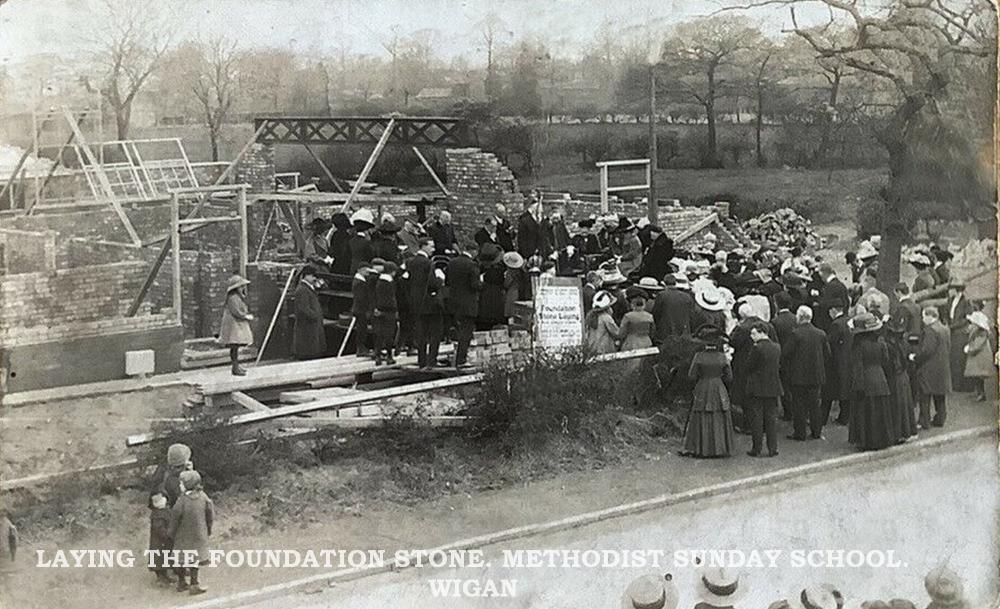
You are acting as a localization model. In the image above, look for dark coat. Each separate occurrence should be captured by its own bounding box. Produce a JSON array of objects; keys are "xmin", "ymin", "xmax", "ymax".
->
[
  {"xmin": 349, "ymin": 233, "xmax": 374, "ymax": 273},
  {"xmin": 945, "ymin": 294, "xmax": 972, "ymax": 328},
  {"xmin": 292, "ymin": 282, "xmax": 326, "ymax": 359},
  {"xmin": 446, "ymin": 254, "xmax": 482, "ymax": 317},
  {"xmin": 815, "ymin": 277, "xmax": 849, "ymax": 330},
  {"xmin": 913, "ymin": 270, "xmax": 937, "ymax": 295},
  {"xmin": 730, "ymin": 317, "xmax": 776, "ymax": 405},
  {"xmin": 516, "ymin": 211, "xmax": 542, "ymax": 258},
  {"xmin": 772, "ymin": 310, "xmax": 797, "ymax": 348},
  {"xmin": 474, "ymin": 228, "xmax": 499, "ymax": 249},
  {"xmin": 914, "ymin": 320, "xmax": 952, "ymax": 395},
  {"xmin": 825, "ymin": 313, "xmax": 854, "ymax": 401},
  {"xmin": 371, "ymin": 232, "xmax": 401, "ymax": 265},
  {"xmin": 495, "ymin": 218, "xmax": 514, "ymax": 251},
  {"xmin": 503, "ymin": 268, "xmax": 521, "ymax": 318},
  {"xmin": 651, "ymin": 287, "xmax": 694, "ymax": 340},
  {"xmin": 688, "ymin": 349, "xmax": 733, "ymax": 412},
  {"xmin": 351, "ymin": 271, "xmax": 376, "ymax": 316},
  {"xmin": 478, "ymin": 263, "xmax": 506, "ymax": 324},
  {"xmin": 169, "ymin": 490, "xmax": 214, "ymax": 564},
  {"xmin": 582, "ymin": 283, "xmax": 598, "ymax": 316},
  {"xmin": 328, "ymin": 229, "xmax": 352, "ymax": 275},
  {"xmin": 148, "ymin": 465, "xmax": 183, "ymax": 508},
  {"xmin": 639, "ymin": 234, "xmax": 675, "ymax": 282},
  {"xmin": 406, "ymin": 252, "xmax": 443, "ymax": 316},
  {"xmin": 851, "ymin": 333, "xmax": 891, "ymax": 397},
  {"xmin": 746, "ymin": 338, "xmax": 783, "ymax": 398},
  {"xmin": 551, "ymin": 221, "xmax": 571, "ymax": 251},
  {"xmin": 783, "ymin": 322, "xmax": 831, "ymax": 386},
  {"xmin": 427, "ymin": 221, "xmax": 457, "ymax": 255},
  {"xmin": 148, "ymin": 507, "xmax": 173, "ymax": 570},
  {"xmin": 893, "ymin": 298, "xmax": 922, "ymax": 342},
  {"xmin": 373, "ymin": 276, "xmax": 397, "ymax": 313}
]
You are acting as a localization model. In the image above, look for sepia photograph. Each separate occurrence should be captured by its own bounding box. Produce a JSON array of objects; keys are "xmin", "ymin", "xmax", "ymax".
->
[{"xmin": 0, "ymin": 0, "xmax": 997, "ymax": 607}]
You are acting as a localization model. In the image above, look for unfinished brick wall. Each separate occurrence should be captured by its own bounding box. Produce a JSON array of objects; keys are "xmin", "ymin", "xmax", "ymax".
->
[
  {"xmin": 0, "ymin": 261, "xmax": 176, "ymax": 347},
  {"xmin": 236, "ymin": 143, "xmax": 276, "ymax": 193},
  {"xmin": 446, "ymin": 148, "xmax": 525, "ymax": 246},
  {"xmin": 0, "ymin": 228, "xmax": 56, "ymax": 274}
]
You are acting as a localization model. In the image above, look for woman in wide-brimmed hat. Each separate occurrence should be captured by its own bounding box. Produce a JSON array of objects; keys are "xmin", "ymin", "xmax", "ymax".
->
[
  {"xmin": 907, "ymin": 252, "xmax": 937, "ymax": 294},
  {"xmin": 692, "ymin": 286, "xmax": 729, "ymax": 335},
  {"xmin": 847, "ymin": 312, "xmax": 894, "ymax": 450},
  {"xmin": 218, "ymin": 275, "xmax": 254, "ymax": 376},
  {"xmin": 683, "ymin": 325, "xmax": 735, "ymax": 458},
  {"xmin": 502, "ymin": 252, "xmax": 525, "ymax": 323},
  {"xmin": 620, "ymin": 573, "xmax": 679, "ymax": 609},
  {"xmin": 585, "ymin": 290, "xmax": 619, "ymax": 355},
  {"xmin": 963, "ymin": 310, "xmax": 995, "ymax": 401}
]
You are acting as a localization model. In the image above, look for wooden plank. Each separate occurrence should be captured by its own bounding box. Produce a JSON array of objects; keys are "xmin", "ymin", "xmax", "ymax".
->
[
  {"xmin": 303, "ymin": 144, "xmax": 344, "ymax": 193},
  {"xmin": 170, "ymin": 193, "xmax": 182, "ymax": 323},
  {"xmin": 271, "ymin": 415, "xmax": 472, "ymax": 429},
  {"xmin": 342, "ymin": 118, "xmax": 395, "ymax": 213},
  {"xmin": 280, "ymin": 386, "xmax": 360, "ymax": 404},
  {"xmin": 127, "ymin": 374, "xmax": 484, "ymax": 446},
  {"xmin": 0, "ymin": 144, "xmax": 33, "ymax": 205},
  {"xmin": 231, "ymin": 391, "xmax": 270, "ymax": 412},
  {"xmin": 62, "ymin": 106, "xmax": 142, "ymax": 246},
  {"xmin": 412, "ymin": 147, "xmax": 450, "ymax": 197}
]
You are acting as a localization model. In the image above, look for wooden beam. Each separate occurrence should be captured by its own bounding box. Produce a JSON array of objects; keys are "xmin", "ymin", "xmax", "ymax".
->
[
  {"xmin": 412, "ymin": 146, "xmax": 450, "ymax": 197},
  {"xmin": 62, "ymin": 107, "xmax": 142, "ymax": 246},
  {"xmin": 0, "ymin": 146, "xmax": 32, "ymax": 206},
  {"xmin": 170, "ymin": 192, "xmax": 182, "ymax": 323},
  {"xmin": 26, "ymin": 131, "xmax": 76, "ymax": 215},
  {"xmin": 303, "ymin": 144, "xmax": 343, "ymax": 193},
  {"xmin": 230, "ymin": 391, "xmax": 270, "ymax": 412},
  {"xmin": 272, "ymin": 415, "xmax": 472, "ymax": 429},
  {"xmin": 214, "ymin": 121, "xmax": 270, "ymax": 187},
  {"xmin": 341, "ymin": 118, "xmax": 395, "ymax": 213},
  {"xmin": 277, "ymin": 200, "xmax": 307, "ymax": 256}
]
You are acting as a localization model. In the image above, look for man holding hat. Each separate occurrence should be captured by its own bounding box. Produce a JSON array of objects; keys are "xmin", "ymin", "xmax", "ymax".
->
[
  {"xmin": 910, "ymin": 307, "xmax": 951, "ymax": 428},
  {"xmin": 292, "ymin": 266, "xmax": 327, "ymax": 360}
]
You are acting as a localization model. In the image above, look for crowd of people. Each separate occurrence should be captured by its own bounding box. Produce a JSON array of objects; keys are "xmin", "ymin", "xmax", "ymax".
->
[
  {"xmin": 622, "ymin": 564, "xmax": 972, "ymax": 609},
  {"xmin": 215, "ymin": 195, "xmax": 995, "ymax": 463}
]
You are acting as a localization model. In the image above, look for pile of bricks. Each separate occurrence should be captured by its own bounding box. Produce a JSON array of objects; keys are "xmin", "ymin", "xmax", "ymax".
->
[
  {"xmin": 466, "ymin": 328, "xmax": 533, "ymax": 367},
  {"xmin": 235, "ymin": 143, "xmax": 276, "ymax": 194},
  {"xmin": 445, "ymin": 148, "xmax": 525, "ymax": 242}
]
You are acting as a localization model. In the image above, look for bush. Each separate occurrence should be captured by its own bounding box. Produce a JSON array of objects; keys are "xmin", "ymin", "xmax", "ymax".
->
[{"xmin": 855, "ymin": 196, "xmax": 886, "ymax": 241}]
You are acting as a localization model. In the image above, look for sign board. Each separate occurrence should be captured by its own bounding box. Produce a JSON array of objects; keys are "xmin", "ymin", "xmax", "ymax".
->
[{"xmin": 533, "ymin": 276, "xmax": 584, "ymax": 350}]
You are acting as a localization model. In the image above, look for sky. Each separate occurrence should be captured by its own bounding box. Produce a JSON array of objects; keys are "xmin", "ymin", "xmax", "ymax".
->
[{"xmin": 0, "ymin": 0, "xmax": 833, "ymax": 66}]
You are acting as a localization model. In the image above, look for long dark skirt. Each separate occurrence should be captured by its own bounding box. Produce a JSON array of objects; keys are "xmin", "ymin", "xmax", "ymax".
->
[
  {"xmin": 889, "ymin": 371, "xmax": 918, "ymax": 441},
  {"xmin": 849, "ymin": 395, "xmax": 895, "ymax": 451},
  {"xmin": 683, "ymin": 410, "xmax": 735, "ymax": 457}
]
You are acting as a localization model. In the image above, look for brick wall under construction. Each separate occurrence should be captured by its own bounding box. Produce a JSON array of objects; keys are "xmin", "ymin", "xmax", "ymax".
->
[{"xmin": 446, "ymin": 148, "xmax": 525, "ymax": 246}]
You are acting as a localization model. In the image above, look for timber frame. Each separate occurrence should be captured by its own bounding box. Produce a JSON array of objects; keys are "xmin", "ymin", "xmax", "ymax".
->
[{"xmin": 252, "ymin": 116, "xmax": 468, "ymax": 147}]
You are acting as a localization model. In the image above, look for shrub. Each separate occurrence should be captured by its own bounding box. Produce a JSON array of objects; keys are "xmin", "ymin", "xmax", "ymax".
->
[{"xmin": 855, "ymin": 196, "xmax": 886, "ymax": 241}]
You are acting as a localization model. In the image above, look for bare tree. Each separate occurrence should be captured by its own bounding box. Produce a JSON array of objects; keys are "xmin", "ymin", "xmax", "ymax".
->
[
  {"xmin": 728, "ymin": 0, "xmax": 996, "ymax": 286},
  {"xmin": 478, "ymin": 13, "xmax": 510, "ymax": 102},
  {"xmin": 187, "ymin": 38, "xmax": 241, "ymax": 162},
  {"xmin": 660, "ymin": 15, "xmax": 764, "ymax": 167},
  {"xmin": 90, "ymin": 0, "xmax": 174, "ymax": 139}
]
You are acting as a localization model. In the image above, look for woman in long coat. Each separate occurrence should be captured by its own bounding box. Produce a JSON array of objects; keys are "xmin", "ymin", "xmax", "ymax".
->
[
  {"xmin": 476, "ymin": 244, "xmax": 506, "ymax": 330},
  {"xmin": 964, "ymin": 311, "xmax": 995, "ymax": 402},
  {"xmin": 884, "ymin": 318, "xmax": 918, "ymax": 442},
  {"xmin": 848, "ymin": 313, "xmax": 895, "ymax": 451},
  {"xmin": 292, "ymin": 267, "xmax": 327, "ymax": 360},
  {"xmin": 502, "ymin": 252, "xmax": 524, "ymax": 323},
  {"xmin": 219, "ymin": 275, "xmax": 254, "ymax": 376},
  {"xmin": 683, "ymin": 326, "xmax": 735, "ymax": 458}
]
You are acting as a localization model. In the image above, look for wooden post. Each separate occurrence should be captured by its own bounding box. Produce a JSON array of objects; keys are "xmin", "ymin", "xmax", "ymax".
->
[
  {"xmin": 341, "ymin": 118, "xmax": 395, "ymax": 213},
  {"xmin": 303, "ymin": 144, "xmax": 343, "ymax": 193},
  {"xmin": 27, "ymin": 131, "xmax": 76, "ymax": 215},
  {"xmin": 0, "ymin": 147, "xmax": 33, "ymax": 206},
  {"xmin": 599, "ymin": 165, "xmax": 609, "ymax": 213},
  {"xmin": 412, "ymin": 146, "xmax": 450, "ymax": 197},
  {"xmin": 647, "ymin": 65, "xmax": 658, "ymax": 224},
  {"xmin": 171, "ymin": 192, "xmax": 182, "ymax": 325},
  {"xmin": 238, "ymin": 186, "xmax": 249, "ymax": 278},
  {"xmin": 255, "ymin": 265, "xmax": 298, "ymax": 366}
]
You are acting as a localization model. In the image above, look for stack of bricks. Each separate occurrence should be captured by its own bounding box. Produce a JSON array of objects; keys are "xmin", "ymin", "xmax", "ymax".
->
[
  {"xmin": 465, "ymin": 328, "xmax": 533, "ymax": 367},
  {"xmin": 446, "ymin": 148, "xmax": 525, "ymax": 244},
  {"xmin": 235, "ymin": 143, "xmax": 276, "ymax": 193}
]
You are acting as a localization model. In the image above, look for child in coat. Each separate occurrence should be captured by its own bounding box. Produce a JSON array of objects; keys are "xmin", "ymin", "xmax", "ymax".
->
[
  {"xmin": 170, "ymin": 471, "xmax": 214, "ymax": 596},
  {"xmin": 372, "ymin": 262, "xmax": 399, "ymax": 365},
  {"xmin": 350, "ymin": 261, "xmax": 380, "ymax": 358},
  {"xmin": 148, "ymin": 493, "xmax": 174, "ymax": 586}
]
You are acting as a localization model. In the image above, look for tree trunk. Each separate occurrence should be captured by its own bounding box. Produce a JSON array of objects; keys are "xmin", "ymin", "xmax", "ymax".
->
[
  {"xmin": 209, "ymin": 128, "xmax": 220, "ymax": 162},
  {"xmin": 755, "ymin": 83, "xmax": 764, "ymax": 167},
  {"xmin": 705, "ymin": 68, "xmax": 719, "ymax": 168},
  {"xmin": 813, "ymin": 72, "xmax": 841, "ymax": 168},
  {"xmin": 115, "ymin": 108, "xmax": 129, "ymax": 139}
]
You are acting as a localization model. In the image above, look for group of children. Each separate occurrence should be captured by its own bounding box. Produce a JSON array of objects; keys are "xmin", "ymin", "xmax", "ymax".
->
[{"xmin": 147, "ymin": 443, "xmax": 215, "ymax": 595}]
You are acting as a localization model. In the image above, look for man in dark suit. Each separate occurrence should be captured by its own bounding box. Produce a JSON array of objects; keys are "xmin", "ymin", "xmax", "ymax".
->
[
  {"xmin": 782, "ymin": 306, "xmax": 831, "ymax": 440},
  {"xmin": 446, "ymin": 245, "xmax": 483, "ymax": 368},
  {"xmin": 823, "ymin": 303, "xmax": 853, "ymax": 426},
  {"xmin": 638, "ymin": 226, "xmax": 674, "ymax": 283},
  {"xmin": 945, "ymin": 280, "xmax": 972, "ymax": 392},
  {"xmin": 408, "ymin": 238, "xmax": 444, "ymax": 370},
  {"xmin": 582, "ymin": 271, "xmax": 602, "ymax": 316},
  {"xmin": 493, "ymin": 204, "xmax": 514, "ymax": 251},
  {"xmin": 426, "ymin": 210, "xmax": 458, "ymax": 256},
  {"xmin": 771, "ymin": 292, "xmax": 797, "ymax": 420},
  {"xmin": 292, "ymin": 266, "xmax": 327, "ymax": 360},
  {"xmin": 892, "ymin": 283, "xmax": 923, "ymax": 341},
  {"xmin": 516, "ymin": 199, "xmax": 542, "ymax": 258},
  {"xmin": 911, "ymin": 307, "xmax": 952, "ymax": 427},
  {"xmin": 651, "ymin": 275, "xmax": 694, "ymax": 341},
  {"xmin": 473, "ymin": 217, "xmax": 500, "ymax": 250},
  {"xmin": 746, "ymin": 322, "xmax": 783, "ymax": 457},
  {"xmin": 814, "ymin": 263, "xmax": 849, "ymax": 332}
]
